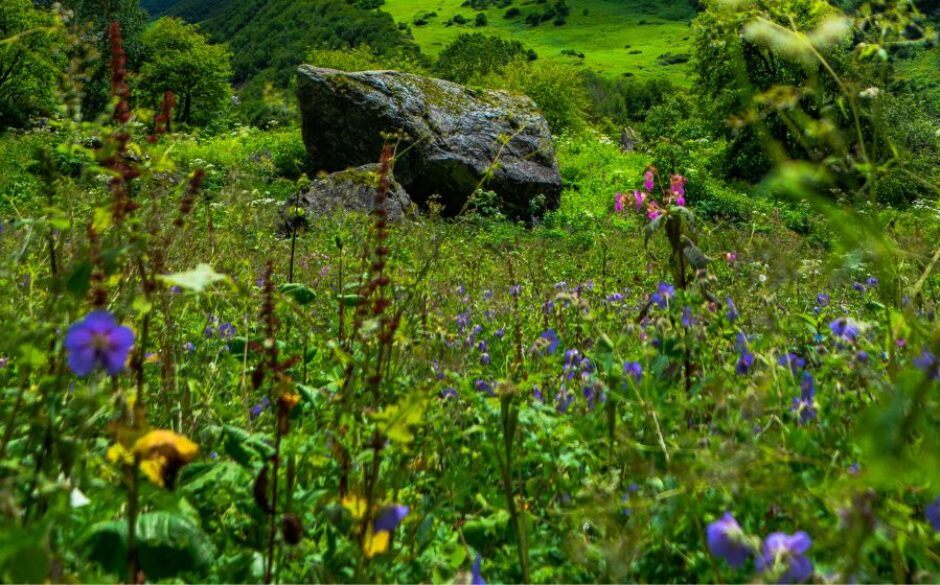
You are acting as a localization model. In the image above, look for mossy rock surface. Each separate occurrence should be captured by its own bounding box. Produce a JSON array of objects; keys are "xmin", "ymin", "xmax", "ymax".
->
[
  {"xmin": 280, "ymin": 163, "xmax": 414, "ymax": 233},
  {"xmin": 297, "ymin": 65, "xmax": 562, "ymax": 220}
]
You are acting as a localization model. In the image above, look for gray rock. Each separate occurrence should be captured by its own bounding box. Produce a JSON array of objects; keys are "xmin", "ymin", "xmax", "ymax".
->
[
  {"xmin": 297, "ymin": 65, "xmax": 562, "ymax": 220},
  {"xmin": 281, "ymin": 164, "xmax": 413, "ymax": 232}
]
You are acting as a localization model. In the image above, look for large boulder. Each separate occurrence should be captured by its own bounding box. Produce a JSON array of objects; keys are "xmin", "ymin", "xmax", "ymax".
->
[
  {"xmin": 281, "ymin": 164, "xmax": 414, "ymax": 233},
  {"xmin": 297, "ymin": 65, "xmax": 562, "ymax": 220}
]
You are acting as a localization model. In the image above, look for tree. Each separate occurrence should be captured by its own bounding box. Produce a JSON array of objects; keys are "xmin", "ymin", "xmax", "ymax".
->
[
  {"xmin": 0, "ymin": 0, "xmax": 64, "ymax": 128},
  {"xmin": 49, "ymin": 0, "xmax": 148, "ymax": 117},
  {"xmin": 434, "ymin": 33, "xmax": 533, "ymax": 84},
  {"xmin": 137, "ymin": 18, "xmax": 233, "ymax": 128}
]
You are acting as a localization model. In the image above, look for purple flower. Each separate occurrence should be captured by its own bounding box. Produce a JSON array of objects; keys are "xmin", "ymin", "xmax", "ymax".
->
[
  {"xmin": 474, "ymin": 379, "xmax": 494, "ymax": 396},
  {"xmin": 681, "ymin": 306, "xmax": 694, "ymax": 328},
  {"xmin": 471, "ymin": 554, "xmax": 485, "ymax": 585},
  {"xmin": 169, "ymin": 285, "xmax": 183, "ymax": 295},
  {"xmin": 756, "ymin": 531, "xmax": 813, "ymax": 584},
  {"xmin": 816, "ymin": 293, "xmax": 830, "ymax": 307},
  {"xmin": 456, "ymin": 311, "xmax": 471, "ymax": 332},
  {"xmin": 855, "ymin": 351, "xmax": 869, "ymax": 363},
  {"xmin": 829, "ymin": 318, "xmax": 859, "ymax": 343},
  {"xmin": 532, "ymin": 386, "xmax": 544, "ymax": 402},
  {"xmin": 866, "ymin": 276, "xmax": 879, "ymax": 288},
  {"xmin": 250, "ymin": 397, "xmax": 270, "ymax": 420},
  {"xmin": 183, "ymin": 341, "xmax": 195, "ymax": 353},
  {"xmin": 623, "ymin": 361, "xmax": 643, "ymax": 382},
  {"xmin": 644, "ymin": 168, "xmax": 655, "ymax": 191},
  {"xmin": 736, "ymin": 352, "xmax": 755, "ymax": 375},
  {"xmin": 614, "ymin": 191, "xmax": 625, "ymax": 212},
  {"xmin": 373, "ymin": 504, "xmax": 409, "ymax": 532},
  {"xmin": 852, "ymin": 281, "xmax": 866, "ymax": 292},
  {"xmin": 926, "ymin": 496, "xmax": 940, "ymax": 532},
  {"xmin": 538, "ymin": 329, "xmax": 560, "ymax": 355},
  {"xmin": 778, "ymin": 353, "xmax": 806, "ymax": 375},
  {"xmin": 480, "ymin": 353, "xmax": 491, "ymax": 366},
  {"xmin": 706, "ymin": 512, "xmax": 751, "ymax": 568},
  {"xmin": 726, "ymin": 297, "xmax": 739, "ymax": 323},
  {"xmin": 494, "ymin": 328, "xmax": 505, "ymax": 339},
  {"xmin": 791, "ymin": 372, "xmax": 817, "ymax": 424},
  {"xmin": 913, "ymin": 349, "xmax": 940, "ymax": 379},
  {"xmin": 441, "ymin": 387, "xmax": 458, "ymax": 400},
  {"xmin": 64, "ymin": 312, "xmax": 135, "ymax": 376},
  {"xmin": 218, "ymin": 322, "xmax": 236, "ymax": 340},
  {"xmin": 0, "ymin": 356, "xmax": 8, "ymax": 369},
  {"xmin": 607, "ymin": 292, "xmax": 624, "ymax": 303},
  {"xmin": 509, "ymin": 284, "xmax": 521, "ymax": 297},
  {"xmin": 651, "ymin": 282, "xmax": 675, "ymax": 309}
]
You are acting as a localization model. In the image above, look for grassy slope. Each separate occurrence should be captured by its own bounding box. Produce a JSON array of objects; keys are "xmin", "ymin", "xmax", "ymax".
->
[{"xmin": 382, "ymin": 0, "xmax": 696, "ymax": 84}]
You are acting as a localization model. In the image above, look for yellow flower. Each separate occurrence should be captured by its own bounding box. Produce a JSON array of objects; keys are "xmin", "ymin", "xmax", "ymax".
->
[
  {"xmin": 132, "ymin": 430, "xmax": 199, "ymax": 489},
  {"xmin": 342, "ymin": 494, "xmax": 368, "ymax": 519},
  {"xmin": 362, "ymin": 527, "xmax": 391, "ymax": 558}
]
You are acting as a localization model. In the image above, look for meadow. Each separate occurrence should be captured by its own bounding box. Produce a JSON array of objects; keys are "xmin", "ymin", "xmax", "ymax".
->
[
  {"xmin": 382, "ymin": 0, "xmax": 696, "ymax": 83},
  {"xmin": 1, "ymin": 0, "xmax": 940, "ymax": 584}
]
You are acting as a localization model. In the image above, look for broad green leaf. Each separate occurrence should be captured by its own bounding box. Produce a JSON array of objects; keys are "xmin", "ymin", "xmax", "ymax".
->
[{"xmin": 159, "ymin": 264, "xmax": 230, "ymax": 293}]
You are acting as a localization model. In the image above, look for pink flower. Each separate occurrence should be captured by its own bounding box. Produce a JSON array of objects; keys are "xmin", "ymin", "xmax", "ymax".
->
[
  {"xmin": 670, "ymin": 174, "xmax": 686, "ymax": 198},
  {"xmin": 647, "ymin": 202, "xmax": 662, "ymax": 220},
  {"xmin": 614, "ymin": 192, "xmax": 625, "ymax": 213},
  {"xmin": 725, "ymin": 252, "xmax": 737, "ymax": 265},
  {"xmin": 675, "ymin": 195, "xmax": 686, "ymax": 207},
  {"xmin": 644, "ymin": 168, "xmax": 655, "ymax": 191},
  {"xmin": 633, "ymin": 190, "xmax": 647, "ymax": 211}
]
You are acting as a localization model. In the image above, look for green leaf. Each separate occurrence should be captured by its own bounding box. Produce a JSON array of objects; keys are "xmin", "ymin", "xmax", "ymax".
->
[
  {"xmin": 222, "ymin": 425, "xmax": 275, "ymax": 467},
  {"xmin": 84, "ymin": 512, "xmax": 214, "ymax": 580},
  {"xmin": 158, "ymin": 264, "xmax": 231, "ymax": 293},
  {"xmin": 279, "ymin": 283, "xmax": 317, "ymax": 305}
]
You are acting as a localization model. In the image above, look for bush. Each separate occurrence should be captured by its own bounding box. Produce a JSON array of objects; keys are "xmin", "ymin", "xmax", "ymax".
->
[
  {"xmin": 486, "ymin": 59, "xmax": 589, "ymax": 135},
  {"xmin": 434, "ymin": 33, "xmax": 531, "ymax": 84}
]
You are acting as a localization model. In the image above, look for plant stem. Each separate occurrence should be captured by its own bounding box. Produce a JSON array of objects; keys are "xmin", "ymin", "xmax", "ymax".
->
[
  {"xmin": 264, "ymin": 430, "xmax": 283, "ymax": 584},
  {"xmin": 127, "ymin": 458, "xmax": 140, "ymax": 584}
]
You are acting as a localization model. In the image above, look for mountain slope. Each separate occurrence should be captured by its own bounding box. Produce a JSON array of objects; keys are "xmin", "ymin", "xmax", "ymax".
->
[
  {"xmin": 146, "ymin": 0, "xmax": 418, "ymax": 85},
  {"xmin": 382, "ymin": 0, "xmax": 698, "ymax": 82}
]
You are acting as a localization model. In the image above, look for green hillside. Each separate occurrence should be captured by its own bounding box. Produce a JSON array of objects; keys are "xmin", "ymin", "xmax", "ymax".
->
[
  {"xmin": 382, "ymin": 0, "xmax": 697, "ymax": 83},
  {"xmin": 147, "ymin": 0, "xmax": 418, "ymax": 85}
]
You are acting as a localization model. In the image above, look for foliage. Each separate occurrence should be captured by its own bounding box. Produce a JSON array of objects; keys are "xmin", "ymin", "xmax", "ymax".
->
[
  {"xmin": 2, "ymin": 1, "xmax": 940, "ymax": 584},
  {"xmin": 137, "ymin": 18, "xmax": 233, "ymax": 128},
  {"xmin": 434, "ymin": 33, "xmax": 533, "ymax": 84},
  {"xmin": 0, "ymin": 0, "xmax": 64, "ymax": 128}
]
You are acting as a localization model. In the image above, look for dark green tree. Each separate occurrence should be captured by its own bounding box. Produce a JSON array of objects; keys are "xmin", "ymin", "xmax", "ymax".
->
[
  {"xmin": 0, "ymin": 0, "xmax": 64, "ymax": 128},
  {"xmin": 434, "ymin": 33, "xmax": 532, "ymax": 84},
  {"xmin": 137, "ymin": 18, "xmax": 233, "ymax": 127},
  {"xmin": 32, "ymin": 0, "xmax": 148, "ymax": 117}
]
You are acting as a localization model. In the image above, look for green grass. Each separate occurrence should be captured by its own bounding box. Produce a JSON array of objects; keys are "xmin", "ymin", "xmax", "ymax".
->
[{"xmin": 382, "ymin": 0, "xmax": 696, "ymax": 85}]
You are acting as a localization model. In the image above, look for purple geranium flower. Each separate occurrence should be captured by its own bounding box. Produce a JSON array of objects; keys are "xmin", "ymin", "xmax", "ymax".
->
[
  {"xmin": 756, "ymin": 531, "xmax": 813, "ymax": 584},
  {"xmin": 791, "ymin": 372, "xmax": 817, "ymax": 424},
  {"xmin": 373, "ymin": 504, "xmax": 409, "ymax": 532},
  {"xmin": 736, "ymin": 352, "xmax": 754, "ymax": 376},
  {"xmin": 474, "ymin": 379, "xmax": 494, "ymax": 396},
  {"xmin": 64, "ymin": 311, "xmax": 135, "ymax": 376},
  {"xmin": 441, "ymin": 387, "xmax": 458, "ymax": 400},
  {"xmin": 706, "ymin": 512, "xmax": 751, "ymax": 568},
  {"xmin": 537, "ymin": 329, "xmax": 560, "ymax": 355},
  {"xmin": 624, "ymin": 361, "xmax": 643, "ymax": 382},
  {"xmin": 651, "ymin": 282, "xmax": 675, "ymax": 309},
  {"xmin": 829, "ymin": 318, "xmax": 859, "ymax": 343}
]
